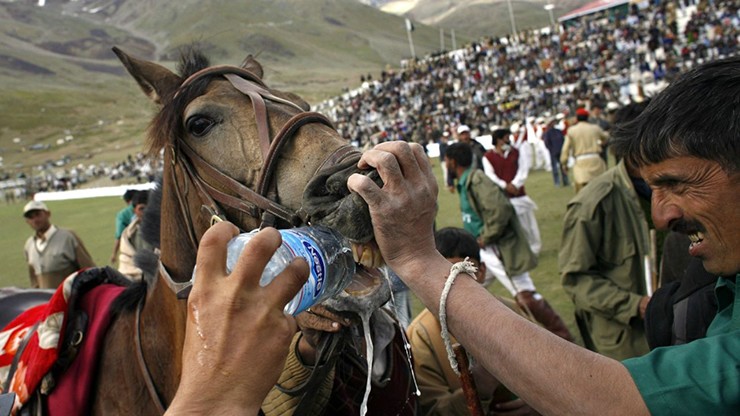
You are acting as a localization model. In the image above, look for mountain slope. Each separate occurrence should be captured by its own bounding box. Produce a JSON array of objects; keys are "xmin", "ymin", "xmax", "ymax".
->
[{"xmin": 0, "ymin": 0, "xmax": 458, "ymax": 174}]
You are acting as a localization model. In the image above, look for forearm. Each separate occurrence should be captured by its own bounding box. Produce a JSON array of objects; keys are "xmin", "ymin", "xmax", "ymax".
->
[
  {"xmin": 166, "ymin": 397, "xmax": 260, "ymax": 416},
  {"xmin": 112, "ymin": 239, "xmax": 120, "ymax": 256},
  {"xmin": 482, "ymin": 158, "xmax": 507, "ymax": 189},
  {"xmin": 511, "ymin": 160, "xmax": 529, "ymax": 189},
  {"xmin": 28, "ymin": 266, "xmax": 39, "ymax": 289},
  {"xmin": 400, "ymin": 255, "xmax": 648, "ymax": 415},
  {"xmin": 76, "ymin": 247, "xmax": 96, "ymax": 269}
]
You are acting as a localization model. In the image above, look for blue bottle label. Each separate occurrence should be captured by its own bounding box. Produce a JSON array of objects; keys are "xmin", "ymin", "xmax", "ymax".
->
[{"xmin": 281, "ymin": 230, "xmax": 327, "ymax": 312}]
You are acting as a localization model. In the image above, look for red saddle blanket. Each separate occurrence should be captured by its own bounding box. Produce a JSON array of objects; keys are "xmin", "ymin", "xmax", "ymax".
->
[{"xmin": 0, "ymin": 268, "xmax": 129, "ymax": 415}]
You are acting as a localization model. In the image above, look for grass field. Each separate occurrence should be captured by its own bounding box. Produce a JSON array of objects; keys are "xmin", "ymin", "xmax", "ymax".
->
[{"xmin": 0, "ymin": 158, "xmax": 581, "ymax": 340}]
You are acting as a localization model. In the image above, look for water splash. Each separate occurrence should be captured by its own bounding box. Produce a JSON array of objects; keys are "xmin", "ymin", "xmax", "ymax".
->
[
  {"xmin": 384, "ymin": 272, "xmax": 421, "ymax": 397},
  {"xmin": 359, "ymin": 310, "xmax": 373, "ymax": 416},
  {"xmin": 192, "ymin": 305, "xmax": 205, "ymax": 340},
  {"xmin": 191, "ymin": 304, "xmax": 208, "ymax": 366}
]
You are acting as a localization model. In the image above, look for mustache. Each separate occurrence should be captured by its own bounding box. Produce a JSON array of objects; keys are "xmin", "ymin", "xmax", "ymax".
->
[{"xmin": 670, "ymin": 219, "xmax": 706, "ymax": 235}]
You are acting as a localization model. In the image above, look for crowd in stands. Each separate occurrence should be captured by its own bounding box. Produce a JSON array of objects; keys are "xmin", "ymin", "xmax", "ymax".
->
[
  {"xmin": 0, "ymin": 152, "xmax": 162, "ymax": 202},
  {"xmin": 3, "ymin": 1, "xmax": 738, "ymax": 200},
  {"xmin": 317, "ymin": 0, "xmax": 738, "ymax": 149}
]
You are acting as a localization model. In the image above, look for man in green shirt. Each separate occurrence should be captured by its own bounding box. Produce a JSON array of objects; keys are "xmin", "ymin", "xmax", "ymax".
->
[
  {"xmin": 110, "ymin": 189, "xmax": 137, "ymax": 264},
  {"xmin": 445, "ymin": 142, "xmax": 572, "ymax": 341}
]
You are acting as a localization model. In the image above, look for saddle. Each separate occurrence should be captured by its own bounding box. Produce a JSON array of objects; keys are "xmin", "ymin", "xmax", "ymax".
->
[
  {"xmin": 0, "ymin": 267, "xmax": 131, "ymax": 416},
  {"xmin": 0, "ymin": 289, "xmax": 55, "ymax": 331}
]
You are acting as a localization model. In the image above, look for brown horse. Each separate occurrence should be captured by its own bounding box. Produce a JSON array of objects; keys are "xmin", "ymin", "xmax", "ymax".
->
[{"xmin": 85, "ymin": 47, "xmax": 413, "ymax": 415}]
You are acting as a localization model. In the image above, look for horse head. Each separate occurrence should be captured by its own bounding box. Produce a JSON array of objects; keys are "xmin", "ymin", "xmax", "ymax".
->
[{"xmin": 113, "ymin": 47, "xmax": 388, "ymax": 313}]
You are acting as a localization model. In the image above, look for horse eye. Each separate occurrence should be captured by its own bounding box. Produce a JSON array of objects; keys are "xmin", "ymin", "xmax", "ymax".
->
[{"xmin": 186, "ymin": 116, "xmax": 215, "ymax": 137}]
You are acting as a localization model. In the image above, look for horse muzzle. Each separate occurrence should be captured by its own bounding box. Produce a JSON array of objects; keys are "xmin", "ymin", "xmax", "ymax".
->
[{"xmin": 302, "ymin": 151, "xmax": 390, "ymax": 313}]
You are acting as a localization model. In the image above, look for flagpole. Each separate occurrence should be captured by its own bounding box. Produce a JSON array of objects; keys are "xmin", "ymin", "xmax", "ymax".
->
[
  {"xmin": 405, "ymin": 18, "xmax": 417, "ymax": 60},
  {"xmin": 506, "ymin": 0, "xmax": 519, "ymax": 42}
]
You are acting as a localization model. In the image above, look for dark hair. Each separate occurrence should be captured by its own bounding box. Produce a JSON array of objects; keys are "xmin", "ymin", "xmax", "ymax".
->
[
  {"xmin": 123, "ymin": 189, "xmax": 138, "ymax": 203},
  {"xmin": 132, "ymin": 190, "xmax": 149, "ymax": 206},
  {"xmin": 576, "ymin": 114, "xmax": 589, "ymax": 122},
  {"xmin": 444, "ymin": 142, "xmax": 473, "ymax": 168},
  {"xmin": 611, "ymin": 56, "xmax": 740, "ymax": 173},
  {"xmin": 491, "ymin": 128, "xmax": 510, "ymax": 143},
  {"xmin": 435, "ymin": 227, "xmax": 480, "ymax": 262},
  {"xmin": 610, "ymin": 100, "xmax": 651, "ymax": 160}
]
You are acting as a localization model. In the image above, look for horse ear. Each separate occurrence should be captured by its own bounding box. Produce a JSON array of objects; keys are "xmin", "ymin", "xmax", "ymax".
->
[
  {"xmin": 240, "ymin": 55, "xmax": 264, "ymax": 79},
  {"xmin": 112, "ymin": 47, "xmax": 181, "ymax": 105}
]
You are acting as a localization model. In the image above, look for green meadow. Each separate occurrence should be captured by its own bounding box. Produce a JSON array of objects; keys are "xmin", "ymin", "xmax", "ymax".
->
[{"xmin": 0, "ymin": 160, "xmax": 580, "ymax": 340}]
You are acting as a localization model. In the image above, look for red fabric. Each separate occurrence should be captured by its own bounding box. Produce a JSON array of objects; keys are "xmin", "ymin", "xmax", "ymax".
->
[
  {"xmin": 0, "ymin": 272, "xmax": 125, "ymax": 415},
  {"xmin": 47, "ymin": 284, "xmax": 125, "ymax": 416},
  {"xmin": 0, "ymin": 275, "xmax": 78, "ymax": 413},
  {"xmin": 484, "ymin": 148, "xmax": 526, "ymax": 197}
]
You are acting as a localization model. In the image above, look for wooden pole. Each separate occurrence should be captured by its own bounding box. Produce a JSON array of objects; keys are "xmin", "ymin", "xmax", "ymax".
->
[{"xmin": 452, "ymin": 343, "xmax": 485, "ymax": 416}]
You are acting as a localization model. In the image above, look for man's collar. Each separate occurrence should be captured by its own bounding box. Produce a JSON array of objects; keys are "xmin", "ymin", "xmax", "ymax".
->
[
  {"xmin": 36, "ymin": 224, "xmax": 57, "ymax": 241},
  {"xmin": 460, "ymin": 166, "xmax": 473, "ymax": 180}
]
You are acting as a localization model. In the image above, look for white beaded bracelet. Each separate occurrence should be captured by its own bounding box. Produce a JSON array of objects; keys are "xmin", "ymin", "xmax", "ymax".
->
[{"xmin": 439, "ymin": 257, "xmax": 478, "ymax": 375}]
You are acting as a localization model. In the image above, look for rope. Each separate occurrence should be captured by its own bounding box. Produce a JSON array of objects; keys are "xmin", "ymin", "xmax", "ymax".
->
[{"xmin": 439, "ymin": 258, "xmax": 478, "ymax": 376}]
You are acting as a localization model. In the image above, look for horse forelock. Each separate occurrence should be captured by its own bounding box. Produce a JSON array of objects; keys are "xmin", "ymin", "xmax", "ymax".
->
[{"xmin": 146, "ymin": 47, "xmax": 212, "ymax": 155}]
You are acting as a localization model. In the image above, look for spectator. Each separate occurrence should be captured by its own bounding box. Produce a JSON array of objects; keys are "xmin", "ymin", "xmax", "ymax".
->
[
  {"xmin": 118, "ymin": 190, "xmax": 151, "ymax": 280},
  {"xmin": 445, "ymin": 142, "xmax": 572, "ymax": 341},
  {"xmin": 483, "ymin": 128, "xmax": 542, "ymax": 256},
  {"xmin": 560, "ymin": 108, "xmax": 608, "ymax": 192},
  {"xmin": 111, "ymin": 189, "xmax": 138, "ymax": 264},
  {"xmin": 559, "ymin": 118, "xmax": 652, "ymax": 360},
  {"xmin": 542, "ymin": 117, "xmax": 569, "ymax": 187},
  {"xmin": 445, "ymin": 125, "xmax": 486, "ymax": 193},
  {"xmin": 22, "ymin": 200, "xmax": 96, "ymax": 289}
]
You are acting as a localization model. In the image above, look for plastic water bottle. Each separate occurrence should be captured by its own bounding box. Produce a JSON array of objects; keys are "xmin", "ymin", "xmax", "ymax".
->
[{"xmin": 225, "ymin": 226, "xmax": 356, "ymax": 315}]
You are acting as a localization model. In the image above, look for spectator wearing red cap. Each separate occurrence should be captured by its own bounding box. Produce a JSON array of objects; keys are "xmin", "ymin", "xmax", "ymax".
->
[{"xmin": 560, "ymin": 107, "xmax": 609, "ymax": 193}]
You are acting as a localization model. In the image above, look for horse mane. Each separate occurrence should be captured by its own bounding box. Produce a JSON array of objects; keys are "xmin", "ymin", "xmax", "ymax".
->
[
  {"xmin": 138, "ymin": 177, "xmax": 163, "ymax": 251},
  {"xmin": 146, "ymin": 46, "xmax": 213, "ymax": 155},
  {"xmin": 110, "ymin": 177, "xmax": 163, "ymax": 314}
]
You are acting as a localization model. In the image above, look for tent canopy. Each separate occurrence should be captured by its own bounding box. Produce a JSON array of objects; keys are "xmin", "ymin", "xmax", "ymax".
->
[{"xmin": 558, "ymin": 0, "xmax": 631, "ymax": 22}]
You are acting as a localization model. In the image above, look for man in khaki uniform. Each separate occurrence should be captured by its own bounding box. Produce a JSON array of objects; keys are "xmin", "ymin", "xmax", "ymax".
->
[
  {"xmin": 559, "ymin": 157, "xmax": 652, "ymax": 360},
  {"xmin": 23, "ymin": 200, "xmax": 96, "ymax": 289},
  {"xmin": 561, "ymin": 107, "xmax": 608, "ymax": 192}
]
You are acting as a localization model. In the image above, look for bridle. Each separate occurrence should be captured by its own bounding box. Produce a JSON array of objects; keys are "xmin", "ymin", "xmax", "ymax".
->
[
  {"xmin": 136, "ymin": 64, "xmax": 359, "ymax": 414},
  {"xmin": 167, "ymin": 65, "xmax": 356, "ymax": 253}
]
